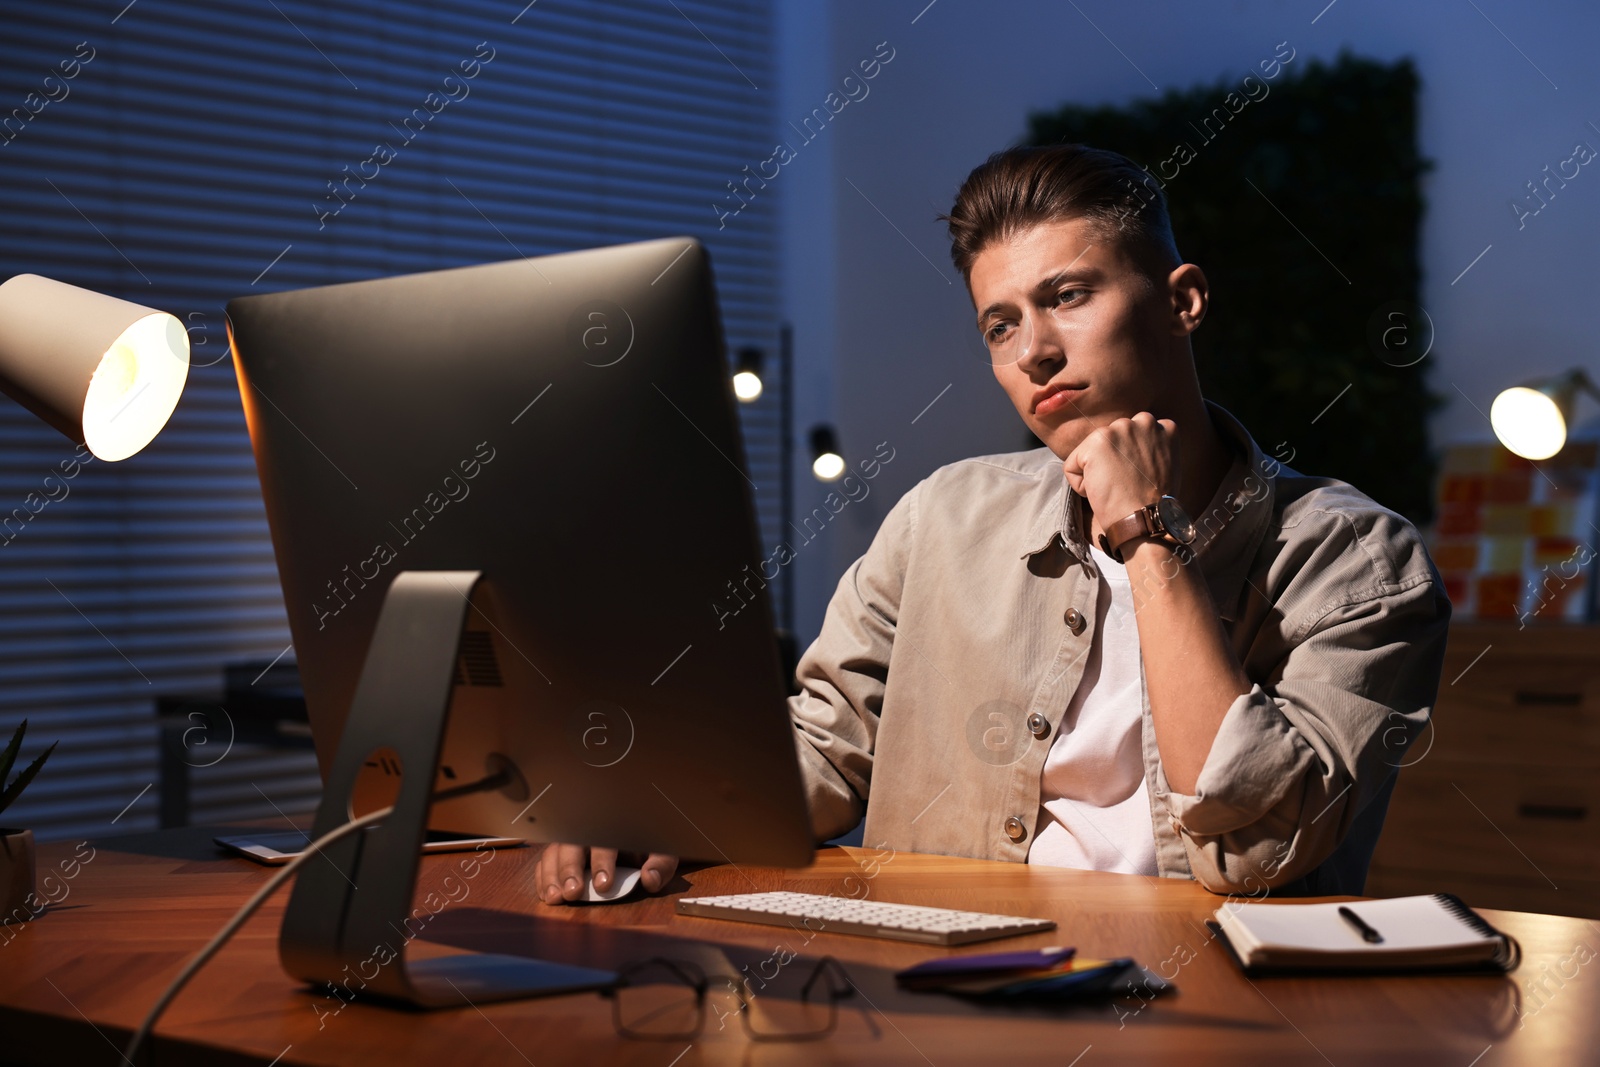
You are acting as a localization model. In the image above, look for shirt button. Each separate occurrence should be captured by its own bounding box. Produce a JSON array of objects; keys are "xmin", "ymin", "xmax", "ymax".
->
[
  {"xmin": 1064, "ymin": 607, "xmax": 1086, "ymax": 635},
  {"xmin": 1003, "ymin": 816, "xmax": 1027, "ymax": 842},
  {"xmin": 1026, "ymin": 712, "xmax": 1050, "ymax": 739}
]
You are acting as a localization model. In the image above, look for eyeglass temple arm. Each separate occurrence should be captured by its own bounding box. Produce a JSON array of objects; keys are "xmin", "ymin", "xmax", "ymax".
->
[{"xmin": 799, "ymin": 957, "xmax": 854, "ymax": 1002}]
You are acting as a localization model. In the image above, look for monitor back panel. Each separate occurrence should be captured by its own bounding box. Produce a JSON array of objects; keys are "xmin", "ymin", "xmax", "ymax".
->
[{"xmin": 227, "ymin": 239, "xmax": 813, "ymax": 867}]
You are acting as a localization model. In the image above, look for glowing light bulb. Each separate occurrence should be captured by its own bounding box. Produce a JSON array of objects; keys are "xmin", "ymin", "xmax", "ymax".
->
[
  {"xmin": 732, "ymin": 370, "xmax": 763, "ymax": 401},
  {"xmin": 812, "ymin": 451, "xmax": 845, "ymax": 481},
  {"xmin": 1490, "ymin": 386, "xmax": 1566, "ymax": 461},
  {"xmin": 81, "ymin": 313, "xmax": 189, "ymax": 461}
]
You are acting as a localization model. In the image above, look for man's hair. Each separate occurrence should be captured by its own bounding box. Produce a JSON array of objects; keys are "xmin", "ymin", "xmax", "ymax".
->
[{"xmin": 941, "ymin": 144, "xmax": 1182, "ymax": 286}]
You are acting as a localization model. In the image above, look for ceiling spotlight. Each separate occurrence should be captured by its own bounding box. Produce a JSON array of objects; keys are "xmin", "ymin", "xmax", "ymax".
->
[
  {"xmin": 732, "ymin": 346, "xmax": 763, "ymax": 403},
  {"xmin": 810, "ymin": 424, "xmax": 844, "ymax": 481}
]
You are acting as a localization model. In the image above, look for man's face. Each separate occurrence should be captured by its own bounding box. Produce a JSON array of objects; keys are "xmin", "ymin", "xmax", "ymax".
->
[{"xmin": 969, "ymin": 217, "xmax": 1182, "ymax": 458}]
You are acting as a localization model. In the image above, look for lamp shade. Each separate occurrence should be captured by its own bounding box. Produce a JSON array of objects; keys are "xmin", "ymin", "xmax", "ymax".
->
[{"xmin": 0, "ymin": 274, "xmax": 189, "ymax": 461}]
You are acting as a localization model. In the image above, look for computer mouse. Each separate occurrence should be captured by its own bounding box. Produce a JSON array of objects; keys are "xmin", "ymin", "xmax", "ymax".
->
[{"xmin": 580, "ymin": 865, "xmax": 643, "ymax": 903}]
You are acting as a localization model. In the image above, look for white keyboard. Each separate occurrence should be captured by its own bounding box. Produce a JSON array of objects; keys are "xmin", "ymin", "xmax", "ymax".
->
[{"xmin": 676, "ymin": 890, "xmax": 1056, "ymax": 945}]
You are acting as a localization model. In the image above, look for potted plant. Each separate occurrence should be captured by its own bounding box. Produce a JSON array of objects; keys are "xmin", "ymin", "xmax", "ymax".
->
[{"xmin": 1, "ymin": 720, "xmax": 56, "ymax": 924}]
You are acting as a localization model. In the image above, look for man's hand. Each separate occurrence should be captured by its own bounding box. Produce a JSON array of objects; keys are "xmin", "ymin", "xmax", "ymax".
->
[
  {"xmin": 1061, "ymin": 412, "xmax": 1180, "ymax": 532},
  {"xmin": 532, "ymin": 843, "xmax": 678, "ymax": 904},
  {"xmin": 1062, "ymin": 412, "xmax": 1252, "ymax": 795}
]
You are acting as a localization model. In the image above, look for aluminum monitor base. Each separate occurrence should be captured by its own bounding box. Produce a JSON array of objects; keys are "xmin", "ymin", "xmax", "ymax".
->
[{"xmin": 277, "ymin": 570, "xmax": 616, "ymax": 1008}]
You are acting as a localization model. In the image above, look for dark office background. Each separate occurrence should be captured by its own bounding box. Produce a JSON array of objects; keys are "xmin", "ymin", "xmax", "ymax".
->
[
  {"xmin": 1030, "ymin": 53, "xmax": 1439, "ymax": 524},
  {"xmin": 3, "ymin": 1, "xmax": 1597, "ymax": 842}
]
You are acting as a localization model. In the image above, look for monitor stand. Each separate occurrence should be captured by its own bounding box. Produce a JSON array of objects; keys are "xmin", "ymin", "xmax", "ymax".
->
[{"xmin": 277, "ymin": 570, "xmax": 616, "ymax": 1008}]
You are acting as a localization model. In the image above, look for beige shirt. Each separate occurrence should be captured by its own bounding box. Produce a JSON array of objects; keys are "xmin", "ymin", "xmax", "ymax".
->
[{"xmin": 787, "ymin": 403, "xmax": 1451, "ymax": 895}]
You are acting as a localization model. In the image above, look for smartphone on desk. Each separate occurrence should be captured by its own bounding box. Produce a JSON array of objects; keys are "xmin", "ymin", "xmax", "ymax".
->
[{"xmin": 214, "ymin": 829, "xmax": 525, "ymax": 866}]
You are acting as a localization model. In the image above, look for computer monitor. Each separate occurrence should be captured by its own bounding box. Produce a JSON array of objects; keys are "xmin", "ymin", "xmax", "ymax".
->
[{"xmin": 226, "ymin": 238, "xmax": 814, "ymax": 1003}]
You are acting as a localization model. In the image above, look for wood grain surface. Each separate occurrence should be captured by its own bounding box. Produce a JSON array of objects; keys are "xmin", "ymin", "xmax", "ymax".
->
[{"xmin": 1, "ymin": 826, "xmax": 1594, "ymax": 1065}]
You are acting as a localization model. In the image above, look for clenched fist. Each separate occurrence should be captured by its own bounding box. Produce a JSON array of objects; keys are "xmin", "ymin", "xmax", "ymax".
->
[{"xmin": 1061, "ymin": 412, "xmax": 1180, "ymax": 533}]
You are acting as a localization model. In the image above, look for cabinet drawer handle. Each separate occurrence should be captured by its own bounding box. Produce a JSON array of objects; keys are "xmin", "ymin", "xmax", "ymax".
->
[
  {"xmin": 1513, "ymin": 691, "xmax": 1583, "ymax": 707},
  {"xmin": 1517, "ymin": 803, "xmax": 1587, "ymax": 821}
]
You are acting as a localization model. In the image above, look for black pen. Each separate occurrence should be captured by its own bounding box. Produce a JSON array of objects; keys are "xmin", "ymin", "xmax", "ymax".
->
[{"xmin": 1338, "ymin": 905, "xmax": 1384, "ymax": 944}]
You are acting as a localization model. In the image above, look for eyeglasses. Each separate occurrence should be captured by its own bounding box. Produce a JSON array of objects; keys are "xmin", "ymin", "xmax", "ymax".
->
[{"xmin": 600, "ymin": 955, "xmax": 856, "ymax": 1042}]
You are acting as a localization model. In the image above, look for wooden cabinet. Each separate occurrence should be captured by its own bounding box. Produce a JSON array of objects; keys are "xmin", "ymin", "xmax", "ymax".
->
[{"xmin": 1366, "ymin": 622, "xmax": 1600, "ymax": 919}]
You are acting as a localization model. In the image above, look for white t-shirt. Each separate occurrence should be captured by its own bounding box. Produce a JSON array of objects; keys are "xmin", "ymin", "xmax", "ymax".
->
[{"xmin": 1028, "ymin": 544, "xmax": 1158, "ymax": 875}]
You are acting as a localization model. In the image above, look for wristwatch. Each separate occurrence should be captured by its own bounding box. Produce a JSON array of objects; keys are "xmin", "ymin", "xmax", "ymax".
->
[{"xmin": 1098, "ymin": 495, "xmax": 1197, "ymax": 563}]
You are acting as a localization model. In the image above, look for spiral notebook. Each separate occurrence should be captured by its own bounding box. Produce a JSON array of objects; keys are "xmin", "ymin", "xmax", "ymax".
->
[{"xmin": 1211, "ymin": 894, "xmax": 1521, "ymax": 974}]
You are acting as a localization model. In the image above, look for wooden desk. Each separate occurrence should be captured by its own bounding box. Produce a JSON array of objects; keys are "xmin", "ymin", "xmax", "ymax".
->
[{"xmin": 1, "ymin": 828, "xmax": 1594, "ymax": 1065}]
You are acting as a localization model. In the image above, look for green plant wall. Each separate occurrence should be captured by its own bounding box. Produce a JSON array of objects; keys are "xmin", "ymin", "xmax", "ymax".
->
[{"xmin": 1028, "ymin": 51, "xmax": 1440, "ymax": 523}]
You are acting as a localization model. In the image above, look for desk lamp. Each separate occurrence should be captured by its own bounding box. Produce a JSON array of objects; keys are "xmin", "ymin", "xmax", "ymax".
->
[
  {"xmin": 1490, "ymin": 368, "xmax": 1600, "ymax": 461},
  {"xmin": 0, "ymin": 274, "xmax": 189, "ymax": 460}
]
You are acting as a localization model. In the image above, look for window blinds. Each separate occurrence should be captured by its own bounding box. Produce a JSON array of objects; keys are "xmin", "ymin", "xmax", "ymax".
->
[{"xmin": 0, "ymin": 0, "xmax": 780, "ymax": 841}]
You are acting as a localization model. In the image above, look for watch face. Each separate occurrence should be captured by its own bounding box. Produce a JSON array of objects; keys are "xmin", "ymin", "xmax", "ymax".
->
[{"xmin": 1156, "ymin": 495, "xmax": 1197, "ymax": 543}]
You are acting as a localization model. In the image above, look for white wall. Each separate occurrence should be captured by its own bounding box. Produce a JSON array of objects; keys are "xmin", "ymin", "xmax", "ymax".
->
[{"xmin": 777, "ymin": 0, "xmax": 1600, "ymax": 645}]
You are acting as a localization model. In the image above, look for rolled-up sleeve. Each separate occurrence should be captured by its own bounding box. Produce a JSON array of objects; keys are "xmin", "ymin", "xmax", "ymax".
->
[
  {"xmin": 788, "ymin": 483, "xmax": 919, "ymax": 842},
  {"xmin": 1159, "ymin": 568, "xmax": 1451, "ymax": 893}
]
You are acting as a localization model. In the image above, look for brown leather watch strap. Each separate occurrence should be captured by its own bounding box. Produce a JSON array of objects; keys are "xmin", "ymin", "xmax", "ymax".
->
[{"xmin": 1099, "ymin": 506, "xmax": 1155, "ymax": 562}]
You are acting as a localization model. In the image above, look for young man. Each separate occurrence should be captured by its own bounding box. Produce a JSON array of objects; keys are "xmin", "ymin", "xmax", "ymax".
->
[{"xmin": 537, "ymin": 144, "xmax": 1450, "ymax": 902}]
